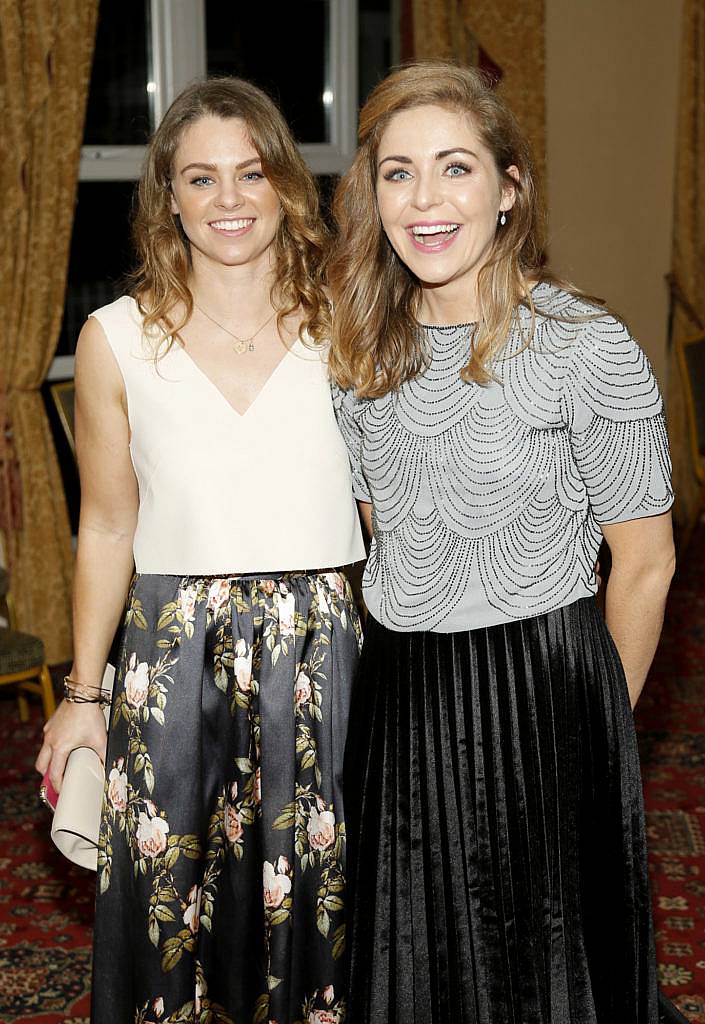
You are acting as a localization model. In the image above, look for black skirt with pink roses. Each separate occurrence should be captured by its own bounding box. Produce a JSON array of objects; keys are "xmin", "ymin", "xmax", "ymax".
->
[{"xmin": 91, "ymin": 570, "xmax": 362, "ymax": 1024}]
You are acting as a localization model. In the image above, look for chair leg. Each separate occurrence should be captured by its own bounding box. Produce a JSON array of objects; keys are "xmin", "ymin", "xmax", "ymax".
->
[
  {"xmin": 17, "ymin": 692, "xmax": 30, "ymax": 722},
  {"xmin": 38, "ymin": 665, "xmax": 57, "ymax": 719}
]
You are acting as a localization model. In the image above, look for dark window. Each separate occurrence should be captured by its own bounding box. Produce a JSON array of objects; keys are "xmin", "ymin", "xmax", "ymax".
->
[
  {"xmin": 205, "ymin": 0, "xmax": 330, "ymax": 144},
  {"xmin": 83, "ymin": 0, "xmax": 152, "ymax": 146},
  {"xmin": 359, "ymin": 0, "xmax": 394, "ymax": 104},
  {"xmin": 57, "ymin": 182, "xmax": 137, "ymax": 356}
]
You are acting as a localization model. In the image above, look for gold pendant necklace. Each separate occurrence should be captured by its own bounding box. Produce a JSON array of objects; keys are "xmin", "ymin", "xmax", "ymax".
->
[{"xmin": 194, "ymin": 301, "xmax": 277, "ymax": 354}]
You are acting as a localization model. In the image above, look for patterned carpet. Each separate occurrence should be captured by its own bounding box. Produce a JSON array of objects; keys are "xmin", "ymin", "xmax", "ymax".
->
[
  {"xmin": 0, "ymin": 532, "xmax": 704, "ymax": 1024},
  {"xmin": 636, "ymin": 527, "xmax": 705, "ymax": 1022},
  {"xmin": 0, "ymin": 703, "xmax": 93, "ymax": 1024}
]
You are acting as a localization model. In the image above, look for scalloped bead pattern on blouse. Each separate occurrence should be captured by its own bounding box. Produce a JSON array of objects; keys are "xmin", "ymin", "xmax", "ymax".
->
[{"xmin": 333, "ymin": 284, "xmax": 673, "ymax": 633}]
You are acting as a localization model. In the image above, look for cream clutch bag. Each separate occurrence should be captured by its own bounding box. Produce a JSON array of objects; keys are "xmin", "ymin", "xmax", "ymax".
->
[{"xmin": 50, "ymin": 664, "xmax": 114, "ymax": 871}]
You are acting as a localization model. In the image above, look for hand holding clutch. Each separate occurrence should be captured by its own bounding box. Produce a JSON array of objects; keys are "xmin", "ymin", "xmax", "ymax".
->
[{"xmin": 41, "ymin": 664, "xmax": 115, "ymax": 871}]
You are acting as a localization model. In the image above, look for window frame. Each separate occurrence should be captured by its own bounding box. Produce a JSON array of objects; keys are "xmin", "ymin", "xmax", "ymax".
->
[{"xmin": 78, "ymin": 0, "xmax": 358, "ymax": 182}]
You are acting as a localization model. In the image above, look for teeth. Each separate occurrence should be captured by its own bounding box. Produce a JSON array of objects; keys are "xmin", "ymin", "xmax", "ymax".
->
[
  {"xmin": 210, "ymin": 219, "xmax": 254, "ymax": 230},
  {"xmin": 411, "ymin": 223, "xmax": 459, "ymax": 236}
]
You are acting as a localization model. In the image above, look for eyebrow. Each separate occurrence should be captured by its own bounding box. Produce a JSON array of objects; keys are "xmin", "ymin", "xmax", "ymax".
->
[
  {"xmin": 377, "ymin": 147, "xmax": 479, "ymax": 169},
  {"xmin": 179, "ymin": 157, "xmax": 262, "ymax": 175}
]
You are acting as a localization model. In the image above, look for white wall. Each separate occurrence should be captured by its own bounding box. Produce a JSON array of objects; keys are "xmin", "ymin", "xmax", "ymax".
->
[{"xmin": 545, "ymin": 0, "xmax": 683, "ymax": 387}]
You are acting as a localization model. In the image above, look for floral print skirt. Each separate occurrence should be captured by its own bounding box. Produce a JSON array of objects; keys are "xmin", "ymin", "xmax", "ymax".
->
[{"xmin": 91, "ymin": 570, "xmax": 362, "ymax": 1024}]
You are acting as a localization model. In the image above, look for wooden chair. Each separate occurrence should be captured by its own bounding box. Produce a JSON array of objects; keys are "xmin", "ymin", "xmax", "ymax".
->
[
  {"xmin": 675, "ymin": 329, "xmax": 705, "ymax": 545},
  {"xmin": 0, "ymin": 568, "xmax": 57, "ymax": 721},
  {"xmin": 49, "ymin": 379, "xmax": 76, "ymax": 459},
  {"xmin": 676, "ymin": 330, "xmax": 705, "ymax": 484}
]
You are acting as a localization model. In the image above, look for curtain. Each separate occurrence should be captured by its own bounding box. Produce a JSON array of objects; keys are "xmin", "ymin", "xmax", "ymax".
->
[
  {"xmin": 406, "ymin": 0, "xmax": 546, "ymax": 179},
  {"xmin": 462, "ymin": 0, "xmax": 546, "ymax": 182},
  {"xmin": 667, "ymin": 0, "xmax": 705, "ymax": 545},
  {"xmin": 410, "ymin": 0, "xmax": 478, "ymax": 63},
  {"xmin": 0, "ymin": 0, "xmax": 98, "ymax": 663}
]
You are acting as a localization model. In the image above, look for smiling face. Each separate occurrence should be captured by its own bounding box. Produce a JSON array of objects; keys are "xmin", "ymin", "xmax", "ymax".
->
[
  {"xmin": 169, "ymin": 114, "xmax": 281, "ymax": 272},
  {"xmin": 375, "ymin": 104, "xmax": 517, "ymax": 316}
]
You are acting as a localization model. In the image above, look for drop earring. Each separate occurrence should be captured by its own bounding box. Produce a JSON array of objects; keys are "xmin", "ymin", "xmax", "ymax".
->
[{"xmin": 499, "ymin": 211, "xmax": 507, "ymax": 226}]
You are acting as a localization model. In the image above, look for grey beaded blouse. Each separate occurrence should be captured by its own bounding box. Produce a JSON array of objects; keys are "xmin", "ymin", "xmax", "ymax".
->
[{"xmin": 333, "ymin": 283, "xmax": 673, "ymax": 633}]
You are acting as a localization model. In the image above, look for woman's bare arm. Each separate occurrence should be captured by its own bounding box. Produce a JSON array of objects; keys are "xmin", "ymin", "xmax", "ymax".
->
[
  {"xmin": 359, "ymin": 501, "xmax": 373, "ymax": 539},
  {"xmin": 601, "ymin": 511, "xmax": 675, "ymax": 709},
  {"xmin": 35, "ymin": 317, "xmax": 139, "ymax": 790}
]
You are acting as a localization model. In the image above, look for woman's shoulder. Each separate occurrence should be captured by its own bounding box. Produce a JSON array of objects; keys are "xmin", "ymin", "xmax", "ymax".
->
[
  {"xmin": 85, "ymin": 295, "xmax": 153, "ymax": 368},
  {"xmin": 330, "ymin": 377, "xmax": 371, "ymax": 422},
  {"xmin": 526, "ymin": 282, "xmax": 640, "ymax": 363},
  {"xmin": 89, "ymin": 294, "xmax": 142, "ymax": 333},
  {"xmin": 530, "ymin": 281, "xmax": 620, "ymax": 329},
  {"xmin": 530, "ymin": 287, "xmax": 662, "ymax": 420},
  {"xmin": 503, "ymin": 282, "xmax": 659, "ymax": 425}
]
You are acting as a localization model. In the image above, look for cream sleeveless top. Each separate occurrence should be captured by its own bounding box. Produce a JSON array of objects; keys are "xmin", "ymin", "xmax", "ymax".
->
[{"xmin": 90, "ymin": 296, "xmax": 365, "ymax": 575}]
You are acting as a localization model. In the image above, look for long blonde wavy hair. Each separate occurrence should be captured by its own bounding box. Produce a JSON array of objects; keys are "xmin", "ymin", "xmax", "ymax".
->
[
  {"xmin": 329, "ymin": 61, "xmax": 599, "ymax": 396},
  {"xmin": 130, "ymin": 77, "xmax": 330, "ymax": 351}
]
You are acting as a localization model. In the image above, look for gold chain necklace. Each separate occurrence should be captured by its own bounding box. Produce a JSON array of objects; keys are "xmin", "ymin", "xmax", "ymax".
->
[{"xmin": 194, "ymin": 301, "xmax": 277, "ymax": 354}]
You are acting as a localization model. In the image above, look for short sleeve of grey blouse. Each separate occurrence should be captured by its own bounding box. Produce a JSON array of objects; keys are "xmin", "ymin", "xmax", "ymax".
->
[{"xmin": 332, "ymin": 283, "xmax": 674, "ymax": 633}]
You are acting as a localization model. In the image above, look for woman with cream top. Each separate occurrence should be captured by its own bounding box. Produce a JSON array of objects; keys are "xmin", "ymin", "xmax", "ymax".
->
[{"xmin": 35, "ymin": 78, "xmax": 364, "ymax": 1024}]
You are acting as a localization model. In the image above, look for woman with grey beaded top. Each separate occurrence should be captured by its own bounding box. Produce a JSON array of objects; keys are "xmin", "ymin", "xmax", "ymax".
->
[
  {"xmin": 34, "ymin": 77, "xmax": 365, "ymax": 1023},
  {"xmin": 329, "ymin": 60, "xmax": 686, "ymax": 1024}
]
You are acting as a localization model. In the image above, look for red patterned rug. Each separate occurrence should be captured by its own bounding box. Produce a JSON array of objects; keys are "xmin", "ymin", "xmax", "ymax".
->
[
  {"xmin": 0, "ymin": 696, "xmax": 93, "ymax": 1024},
  {"xmin": 0, "ymin": 530, "xmax": 704, "ymax": 1024},
  {"xmin": 635, "ymin": 528, "xmax": 705, "ymax": 1022}
]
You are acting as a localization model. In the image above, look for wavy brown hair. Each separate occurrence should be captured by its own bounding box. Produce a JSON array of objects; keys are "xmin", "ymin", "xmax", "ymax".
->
[
  {"xmin": 329, "ymin": 60, "xmax": 601, "ymax": 396},
  {"xmin": 130, "ymin": 77, "xmax": 330, "ymax": 351}
]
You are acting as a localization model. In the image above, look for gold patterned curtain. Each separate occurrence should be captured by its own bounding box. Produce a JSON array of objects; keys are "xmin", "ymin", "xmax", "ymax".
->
[
  {"xmin": 667, "ymin": 0, "xmax": 705, "ymax": 545},
  {"xmin": 0, "ymin": 0, "xmax": 98, "ymax": 663},
  {"xmin": 410, "ymin": 0, "xmax": 477, "ymax": 63},
  {"xmin": 408, "ymin": 0, "xmax": 546, "ymax": 180}
]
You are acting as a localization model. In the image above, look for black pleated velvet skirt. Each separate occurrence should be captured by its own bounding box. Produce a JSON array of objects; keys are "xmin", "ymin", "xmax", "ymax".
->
[{"xmin": 344, "ymin": 597, "xmax": 688, "ymax": 1024}]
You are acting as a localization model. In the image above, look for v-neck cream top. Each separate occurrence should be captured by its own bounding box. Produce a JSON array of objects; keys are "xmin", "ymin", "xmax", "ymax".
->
[{"xmin": 90, "ymin": 296, "xmax": 365, "ymax": 575}]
